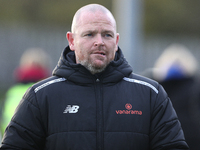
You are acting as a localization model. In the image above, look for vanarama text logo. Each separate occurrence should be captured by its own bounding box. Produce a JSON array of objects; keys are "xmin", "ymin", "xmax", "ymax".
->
[{"xmin": 116, "ymin": 103, "xmax": 142, "ymax": 115}]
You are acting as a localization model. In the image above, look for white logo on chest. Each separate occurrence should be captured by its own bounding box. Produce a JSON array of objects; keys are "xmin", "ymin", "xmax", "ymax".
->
[{"xmin": 63, "ymin": 105, "xmax": 79, "ymax": 113}]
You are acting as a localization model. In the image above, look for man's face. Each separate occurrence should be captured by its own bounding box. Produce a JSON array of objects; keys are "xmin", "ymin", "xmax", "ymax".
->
[{"xmin": 67, "ymin": 11, "xmax": 119, "ymax": 74}]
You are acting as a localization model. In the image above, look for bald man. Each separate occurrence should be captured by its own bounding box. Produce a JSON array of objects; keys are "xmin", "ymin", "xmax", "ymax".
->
[
  {"xmin": 67, "ymin": 4, "xmax": 119, "ymax": 74},
  {"xmin": 0, "ymin": 4, "xmax": 189, "ymax": 150}
]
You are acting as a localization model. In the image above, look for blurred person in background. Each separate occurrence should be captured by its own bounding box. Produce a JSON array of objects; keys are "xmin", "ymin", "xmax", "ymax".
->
[
  {"xmin": 0, "ymin": 48, "xmax": 51, "ymax": 135},
  {"xmin": 0, "ymin": 4, "xmax": 189, "ymax": 149},
  {"xmin": 143, "ymin": 43, "xmax": 200, "ymax": 150}
]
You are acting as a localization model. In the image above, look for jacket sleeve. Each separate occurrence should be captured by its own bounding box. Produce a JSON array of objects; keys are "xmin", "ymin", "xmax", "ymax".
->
[
  {"xmin": 0, "ymin": 87, "xmax": 46, "ymax": 149},
  {"xmin": 150, "ymin": 84, "xmax": 189, "ymax": 150}
]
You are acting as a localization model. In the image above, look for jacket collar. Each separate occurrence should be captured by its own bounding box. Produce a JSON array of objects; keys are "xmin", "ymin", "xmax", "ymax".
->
[{"xmin": 52, "ymin": 46, "xmax": 132, "ymax": 84}]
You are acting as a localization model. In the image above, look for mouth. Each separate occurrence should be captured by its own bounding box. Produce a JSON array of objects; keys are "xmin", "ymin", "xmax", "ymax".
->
[
  {"xmin": 100, "ymin": 53, "xmax": 105, "ymax": 56},
  {"xmin": 94, "ymin": 51, "xmax": 106, "ymax": 56}
]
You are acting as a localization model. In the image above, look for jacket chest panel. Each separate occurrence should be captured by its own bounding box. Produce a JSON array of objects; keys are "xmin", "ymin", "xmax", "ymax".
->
[
  {"xmin": 103, "ymin": 86, "xmax": 151, "ymax": 134},
  {"xmin": 43, "ymin": 86, "xmax": 97, "ymax": 134},
  {"xmin": 43, "ymin": 82, "xmax": 151, "ymax": 137}
]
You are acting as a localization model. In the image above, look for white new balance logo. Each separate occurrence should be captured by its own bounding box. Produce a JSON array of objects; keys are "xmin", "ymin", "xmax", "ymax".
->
[{"xmin": 63, "ymin": 105, "xmax": 79, "ymax": 113}]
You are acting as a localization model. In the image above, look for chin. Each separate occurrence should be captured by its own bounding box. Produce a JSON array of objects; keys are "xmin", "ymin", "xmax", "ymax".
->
[{"xmin": 87, "ymin": 63, "xmax": 107, "ymax": 74}]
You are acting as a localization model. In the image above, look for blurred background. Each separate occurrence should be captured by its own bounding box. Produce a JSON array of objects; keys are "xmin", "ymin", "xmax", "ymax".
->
[{"xmin": 1, "ymin": 0, "xmax": 200, "ymax": 96}]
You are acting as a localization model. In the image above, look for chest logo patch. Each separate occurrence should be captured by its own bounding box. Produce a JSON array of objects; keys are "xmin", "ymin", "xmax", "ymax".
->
[
  {"xmin": 116, "ymin": 103, "xmax": 142, "ymax": 115},
  {"xmin": 63, "ymin": 105, "xmax": 79, "ymax": 113}
]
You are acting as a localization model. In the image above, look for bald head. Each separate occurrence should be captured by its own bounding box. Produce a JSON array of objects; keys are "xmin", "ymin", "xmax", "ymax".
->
[{"xmin": 71, "ymin": 4, "xmax": 117, "ymax": 33}]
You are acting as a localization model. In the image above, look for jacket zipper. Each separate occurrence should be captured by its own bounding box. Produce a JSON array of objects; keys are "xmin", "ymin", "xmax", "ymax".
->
[{"xmin": 95, "ymin": 78, "xmax": 104, "ymax": 150}]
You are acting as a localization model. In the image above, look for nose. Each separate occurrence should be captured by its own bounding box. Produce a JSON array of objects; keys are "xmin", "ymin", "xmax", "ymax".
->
[{"xmin": 94, "ymin": 34, "xmax": 104, "ymax": 46}]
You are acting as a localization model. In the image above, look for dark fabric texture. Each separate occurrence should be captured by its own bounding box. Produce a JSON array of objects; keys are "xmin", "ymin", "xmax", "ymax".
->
[{"xmin": 0, "ymin": 46, "xmax": 189, "ymax": 150}]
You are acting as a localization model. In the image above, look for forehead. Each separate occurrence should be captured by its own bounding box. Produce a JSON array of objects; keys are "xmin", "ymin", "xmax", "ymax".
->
[{"xmin": 77, "ymin": 11, "xmax": 116, "ymax": 31}]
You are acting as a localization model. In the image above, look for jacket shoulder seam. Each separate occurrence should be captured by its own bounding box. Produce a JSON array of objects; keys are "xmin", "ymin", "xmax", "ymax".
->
[
  {"xmin": 123, "ymin": 77, "xmax": 158, "ymax": 94},
  {"xmin": 34, "ymin": 78, "xmax": 66, "ymax": 93}
]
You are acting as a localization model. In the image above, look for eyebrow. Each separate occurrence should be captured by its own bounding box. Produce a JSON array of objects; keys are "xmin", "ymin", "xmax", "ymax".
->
[{"xmin": 82, "ymin": 29, "xmax": 114, "ymax": 35}]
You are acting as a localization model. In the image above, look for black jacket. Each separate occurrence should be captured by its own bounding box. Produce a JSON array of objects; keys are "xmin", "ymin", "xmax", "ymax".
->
[{"xmin": 0, "ymin": 46, "xmax": 189, "ymax": 150}]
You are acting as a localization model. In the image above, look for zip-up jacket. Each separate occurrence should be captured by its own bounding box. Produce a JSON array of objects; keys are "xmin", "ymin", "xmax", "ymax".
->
[{"xmin": 0, "ymin": 46, "xmax": 189, "ymax": 150}]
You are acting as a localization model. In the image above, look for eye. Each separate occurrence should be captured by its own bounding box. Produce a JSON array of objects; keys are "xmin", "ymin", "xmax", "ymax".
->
[
  {"xmin": 85, "ymin": 33, "xmax": 93, "ymax": 37},
  {"xmin": 103, "ymin": 32, "xmax": 113, "ymax": 38},
  {"xmin": 105, "ymin": 34, "xmax": 112, "ymax": 37}
]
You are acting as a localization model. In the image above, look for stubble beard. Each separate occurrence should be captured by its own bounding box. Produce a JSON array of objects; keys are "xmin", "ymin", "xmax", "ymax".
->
[{"xmin": 77, "ymin": 57, "xmax": 107, "ymax": 74}]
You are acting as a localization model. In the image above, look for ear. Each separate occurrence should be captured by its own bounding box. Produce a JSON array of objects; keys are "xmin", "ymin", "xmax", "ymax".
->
[
  {"xmin": 66, "ymin": 32, "xmax": 75, "ymax": 51},
  {"xmin": 115, "ymin": 33, "xmax": 120, "ymax": 51}
]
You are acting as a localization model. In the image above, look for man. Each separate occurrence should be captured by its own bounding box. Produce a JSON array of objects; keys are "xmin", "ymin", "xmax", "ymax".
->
[{"xmin": 0, "ymin": 4, "xmax": 189, "ymax": 150}]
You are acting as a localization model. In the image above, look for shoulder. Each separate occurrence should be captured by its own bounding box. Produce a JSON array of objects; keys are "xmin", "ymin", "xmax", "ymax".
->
[
  {"xmin": 129, "ymin": 73, "xmax": 158, "ymax": 85},
  {"xmin": 124, "ymin": 73, "xmax": 169, "ymax": 103},
  {"xmin": 20, "ymin": 76, "xmax": 66, "ymax": 103},
  {"xmin": 124, "ymin": 73, "xmax": 160, "ymax": 94},
  {"xmin": 32, "ymin": 76, "xmax": 66, "ymax": 93}
]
